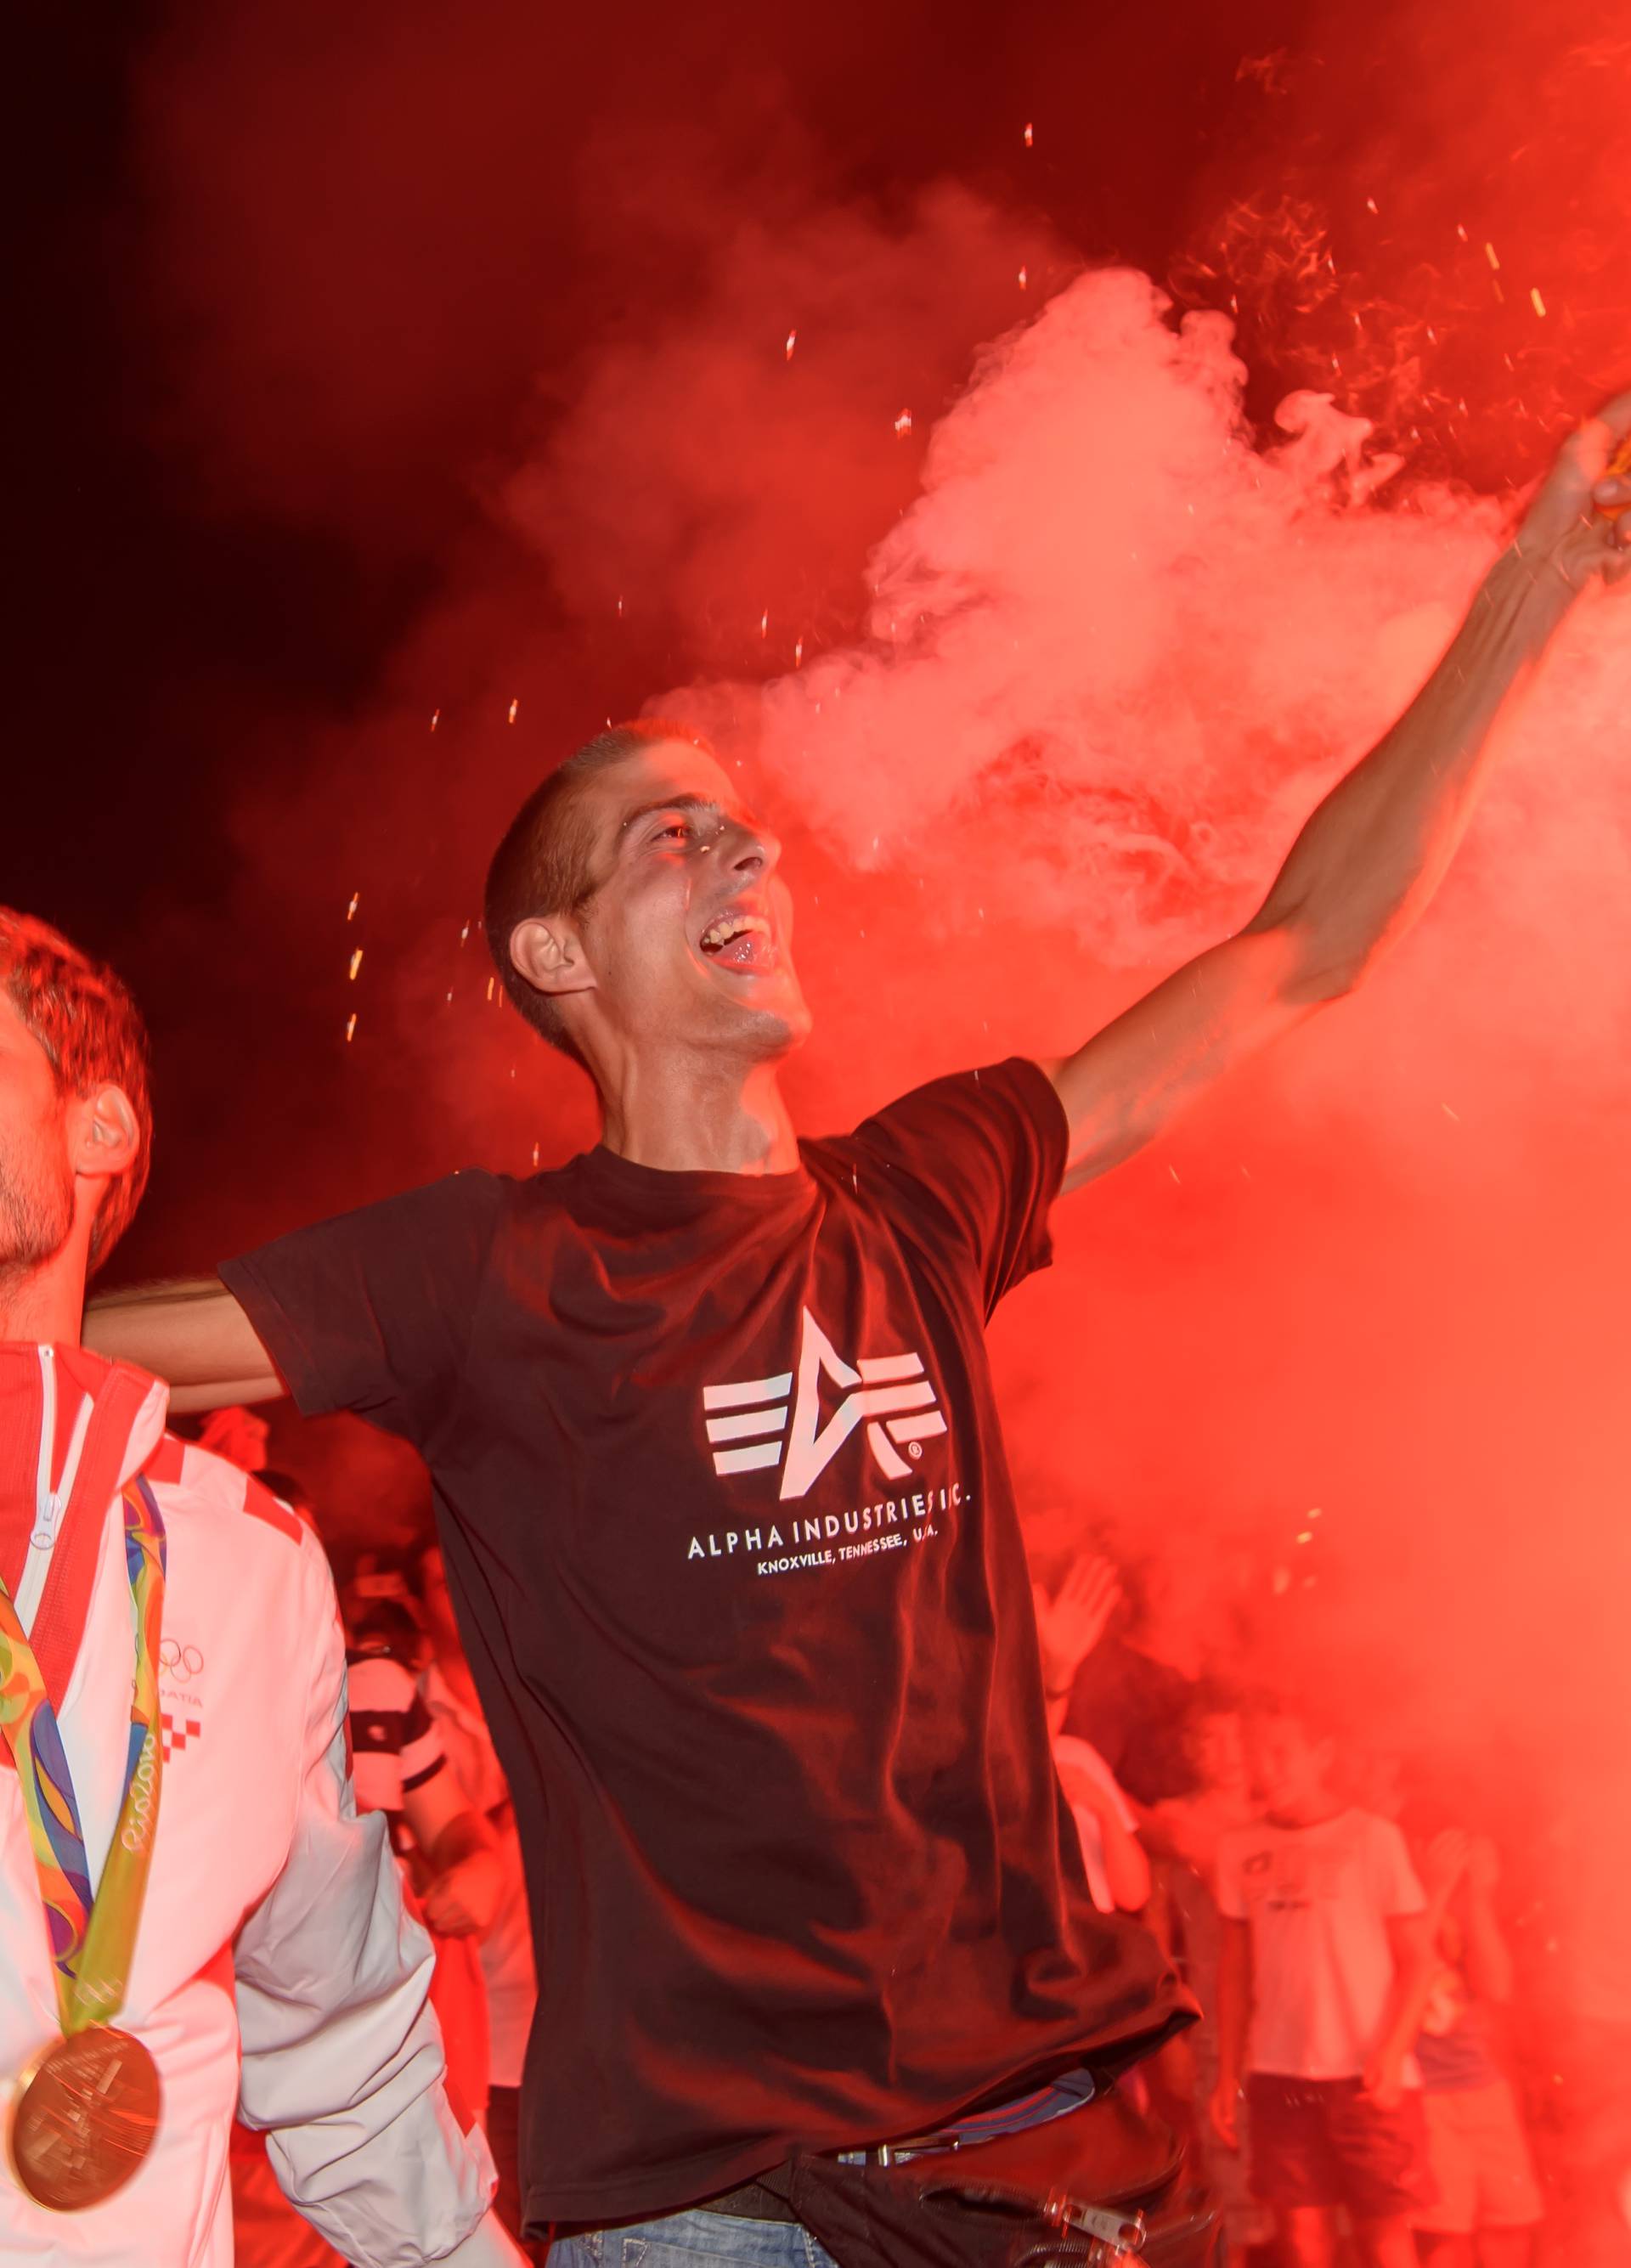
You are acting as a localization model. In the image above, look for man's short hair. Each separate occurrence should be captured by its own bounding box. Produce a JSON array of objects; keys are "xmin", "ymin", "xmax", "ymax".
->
[
  {"xmin": 483, "ymin": 719, "xmax": 711, "ymax": 1060},
  {"xmin": 0, "ymin": 910, "xmax": 152, "ymax": 1271}
]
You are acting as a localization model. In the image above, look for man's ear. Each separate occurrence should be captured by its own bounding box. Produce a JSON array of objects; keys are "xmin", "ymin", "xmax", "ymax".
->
[
  {"xmin": 71, "ymin": 1083, "xmax": 141, "ymax": 1192},
  {"xmin": 510, "ymin": 917, "xmax": 598, "ymax": 1002}
]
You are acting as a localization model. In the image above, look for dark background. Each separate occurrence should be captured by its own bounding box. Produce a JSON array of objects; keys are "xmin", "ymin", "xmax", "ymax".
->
[{"xmin": 19, "ymin": 0, "xmax": 1625, "ymax": 1280}]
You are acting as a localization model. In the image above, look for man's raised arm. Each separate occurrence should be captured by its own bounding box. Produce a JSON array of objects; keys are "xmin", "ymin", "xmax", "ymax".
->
[
  {"xmin": 84, "ymin": 1277, "xmax": 285, "ymax": 1410},
  {"xmin": 1043, "ymin": 396, "xmax": 1631, "ymax": 1193}
]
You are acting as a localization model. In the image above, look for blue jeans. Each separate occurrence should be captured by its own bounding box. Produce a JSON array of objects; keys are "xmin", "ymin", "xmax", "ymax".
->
[{"xmin": 550, "ymin": 2209, "xmax": 841, "ymax": 2268}]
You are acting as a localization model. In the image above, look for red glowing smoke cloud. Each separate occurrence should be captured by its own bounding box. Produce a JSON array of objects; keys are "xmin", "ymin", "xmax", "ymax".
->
[{"xmin": 511, "ymin": 258, "xmax": 1631, "ymax": 2063}]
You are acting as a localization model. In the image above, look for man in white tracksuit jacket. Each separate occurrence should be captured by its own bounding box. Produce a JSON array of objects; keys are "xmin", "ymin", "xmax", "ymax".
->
[{"xmin": 0, "ymin": 910, "xmax": 523, "ymax": 2265}]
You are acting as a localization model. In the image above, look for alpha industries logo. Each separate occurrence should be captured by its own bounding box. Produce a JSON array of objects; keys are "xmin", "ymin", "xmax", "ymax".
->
[{"xmin": 703, "ymin": 1306, "xmax": 947, "ymax": 1498}]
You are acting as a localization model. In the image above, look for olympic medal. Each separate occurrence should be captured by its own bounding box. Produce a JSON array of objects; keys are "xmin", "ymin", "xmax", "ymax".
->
[{"xmin": 8, "ymin": 2027, "xmax": 160, "ymax": 2212}]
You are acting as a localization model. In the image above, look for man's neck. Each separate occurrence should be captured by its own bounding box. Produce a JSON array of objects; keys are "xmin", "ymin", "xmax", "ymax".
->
[
  {"xmin": 596, "ymin": 1053, "xmax": 801, "ymax": 1175},
  {"xmin": 0, "ymin": 1252, "xmax": 85, "ymax": 1350},
  {"xmin": 1267, "ymin": 1793, "xmax": 1345, "ymax": 1831}
]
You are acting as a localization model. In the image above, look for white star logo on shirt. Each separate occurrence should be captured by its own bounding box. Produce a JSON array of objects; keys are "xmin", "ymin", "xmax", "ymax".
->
[{"xmin": 702, "ymin": 1308, "xmax": 947, "ymax": 1498}]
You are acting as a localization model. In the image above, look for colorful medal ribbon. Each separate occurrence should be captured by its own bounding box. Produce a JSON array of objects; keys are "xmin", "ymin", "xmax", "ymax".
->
[{"xmin": 0, "ymin": 1477, "xmax": 166, "ymax": 2037}]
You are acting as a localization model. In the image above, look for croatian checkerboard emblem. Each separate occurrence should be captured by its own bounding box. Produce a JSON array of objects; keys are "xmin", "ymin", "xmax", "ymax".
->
[{"xmin": 160, "ymin": 1712, "xmax": 201, "ymax": 1760}]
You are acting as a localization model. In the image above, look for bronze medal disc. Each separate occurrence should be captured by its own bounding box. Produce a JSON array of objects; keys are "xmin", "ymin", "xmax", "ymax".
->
[{"xmin": 8, "ymin": 2026, "xmax": 161, "ymax": 2212}]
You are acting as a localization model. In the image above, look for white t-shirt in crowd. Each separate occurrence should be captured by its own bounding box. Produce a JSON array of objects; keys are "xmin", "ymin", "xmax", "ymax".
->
[
  {"xmin": 424, "ymin": 1661, "xmax": 539, "ymax": 2090},
  {"xmin": 1216, "ymin": 1807, "xmax": 1425, "ymax": 2081},
  {"xmin": 1053, "ymin": 1734, "xmax": 1138, "ymax": 1915}
]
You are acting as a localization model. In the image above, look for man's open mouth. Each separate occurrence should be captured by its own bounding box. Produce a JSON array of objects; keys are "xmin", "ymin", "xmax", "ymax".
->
[{"xmin": 698, "ymin": 911, "xmax": 777, "ymax": 973}]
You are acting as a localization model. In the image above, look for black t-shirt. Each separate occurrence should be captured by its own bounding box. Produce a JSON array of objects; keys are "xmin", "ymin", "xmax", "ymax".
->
[{"xmin": 222, "ymin": 1059, "xmax": 1187, "ymax": 2226}]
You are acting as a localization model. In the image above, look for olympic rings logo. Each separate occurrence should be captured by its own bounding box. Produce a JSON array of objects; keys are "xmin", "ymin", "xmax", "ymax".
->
[{"xmin": 160, "ymin": 1639, "xmax": 204, "ymax": 1678}]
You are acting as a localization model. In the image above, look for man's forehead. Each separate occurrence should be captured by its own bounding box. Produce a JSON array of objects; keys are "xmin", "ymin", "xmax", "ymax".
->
[{"xmin": 593, "ymin": 742, "xmax": 743, "ymax": 826}]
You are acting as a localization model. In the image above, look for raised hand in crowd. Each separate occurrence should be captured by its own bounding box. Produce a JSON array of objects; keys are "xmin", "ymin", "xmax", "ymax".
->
[{"xmin": 1034, "ymin": 1554, "xmax": 1122, "ymax": 1720}]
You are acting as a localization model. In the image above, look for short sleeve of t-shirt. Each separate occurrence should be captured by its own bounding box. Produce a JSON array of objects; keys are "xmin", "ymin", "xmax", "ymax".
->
[
  {"xmin": 1368, "ymin": 1817, "xmax": 1427, "ymax": 1918},
  {"xmin": 846, "ymin": 1058, "xmax": 1069, "ymax": 1315},
  {"xmin": 220, "ymin": 1171, "xmax": 506, "ymax": 1447},
  {"xmin": 1053, "ymin": 1735, "xmax": 1137, "ymax": 1831}
]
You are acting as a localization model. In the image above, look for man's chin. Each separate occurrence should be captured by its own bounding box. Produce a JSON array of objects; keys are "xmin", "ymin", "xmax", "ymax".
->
[
  {"xmin": 709, "ymin": 983, "xmax": 811, "ymax": 1057},
  {"xmin": 737, "ymin": 995, "xmax": 813, "ymax": 1054}
]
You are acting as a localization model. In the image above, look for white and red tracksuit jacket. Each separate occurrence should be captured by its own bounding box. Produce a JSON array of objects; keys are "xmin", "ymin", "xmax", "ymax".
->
[{"xmin": 0, "ymin": 1343, "xmax": 511, "ymax": 2266}]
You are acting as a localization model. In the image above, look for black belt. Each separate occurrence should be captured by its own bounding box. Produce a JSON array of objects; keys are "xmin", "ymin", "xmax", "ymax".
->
[
  {"xmin": 703, "ymin": 2129, "xmax": 968, "ymax": 2225},
  {"xmin": 698, "ymin": 2068, "xmax": 1103, "ymax": 2226}
]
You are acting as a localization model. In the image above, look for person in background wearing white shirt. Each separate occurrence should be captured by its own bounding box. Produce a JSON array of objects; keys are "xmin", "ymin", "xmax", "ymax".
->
[
  {"xmin": 1211, "ymin": 1699, "xmax": 1437, "ymax": 2268},
  {"xmin": 413, "ymin": 1543, "xmax": 542, "ymax": 2258},
  {"xmin": 1409, "ymin": 1827, "xmax": 1543, "ymax": 2268},
  {"xmin": 1036, "ymin": 1557, "xmax": 1150, "ymax": 1914},
  {"xmin": 1053, "ymin": 1734, "xmax": 1151, "ymax": 1915},
  {"xmin": 338, "ymin": 1570, "xmax": 503, "ymax": 2138},
  {"xmin": 0, "ymin": 908, "xmax": 521, "ymax": 2267}
]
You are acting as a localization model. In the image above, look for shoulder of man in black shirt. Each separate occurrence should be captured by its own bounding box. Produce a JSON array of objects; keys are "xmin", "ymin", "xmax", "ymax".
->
[
  {"xmin": 220, "ymin": 1167, "xmax": 509, "ymax": 1441},
  {"xmin": 827, "ymin": 1058, "xmax": 1069, "ymax": 1317}
]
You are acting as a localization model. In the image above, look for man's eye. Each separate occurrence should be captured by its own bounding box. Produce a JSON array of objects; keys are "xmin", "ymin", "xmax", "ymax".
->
[{"xmin": 655, "ymin": 820, "xmax": 692, "ymax": 843}]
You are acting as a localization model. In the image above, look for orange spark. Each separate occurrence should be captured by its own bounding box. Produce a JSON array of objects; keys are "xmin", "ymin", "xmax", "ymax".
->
[
  {"xmin": 345, "ymin": 1013, "xmax": 358, "ymax": 1043},
  {"xmin": 348, "ymin": 949, "xmax": 364, "ymax": 981},
  {"xmin": 1018, "ymin": 265, "xmax": 1028, "ymax": 290},
  {"xmin": 430, "ymin": 708, "xmax": 440, "ymax": 731},
  {"xmin": 1023, "ymin": 121, "xmax": 1033, "ymax": 147},
  {"xmin": 785, "ymin": 329, "xmax": 797, "ymax": 360},
  {"xmin": 507, "ymin": 697, "xmax": 519, "ymax": 723},
  {"xmin": 894, "ymin": 409, "xmax": 913, "ymax": 437},
  {"xmin": 1529, "ymin": 286, "xmax": 1546, "ymax": 317},
  {"xmin": 346, "ymin": 891, "xmax": 359, "ymax": 921}
]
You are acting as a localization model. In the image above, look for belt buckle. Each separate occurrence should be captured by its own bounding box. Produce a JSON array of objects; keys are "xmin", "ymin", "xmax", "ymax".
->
[
  {"xmin": 1041, "ymin": 2194, "xmax": 1147, "ymax": 2264},
  {"xmin": 880, "ymin": 2128, "xmax": 961, "ymax": 2167}
]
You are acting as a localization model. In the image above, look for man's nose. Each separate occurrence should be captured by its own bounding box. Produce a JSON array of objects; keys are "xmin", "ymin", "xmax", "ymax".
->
[{"xmin": 720, "ymin": 815, "xmax": 779, "ymax": 879}]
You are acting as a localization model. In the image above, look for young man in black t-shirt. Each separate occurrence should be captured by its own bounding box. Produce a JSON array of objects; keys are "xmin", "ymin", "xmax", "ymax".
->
[{"xmin": 87, "ymin": 416, "xmax": 1631, "ymax": 2256}]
